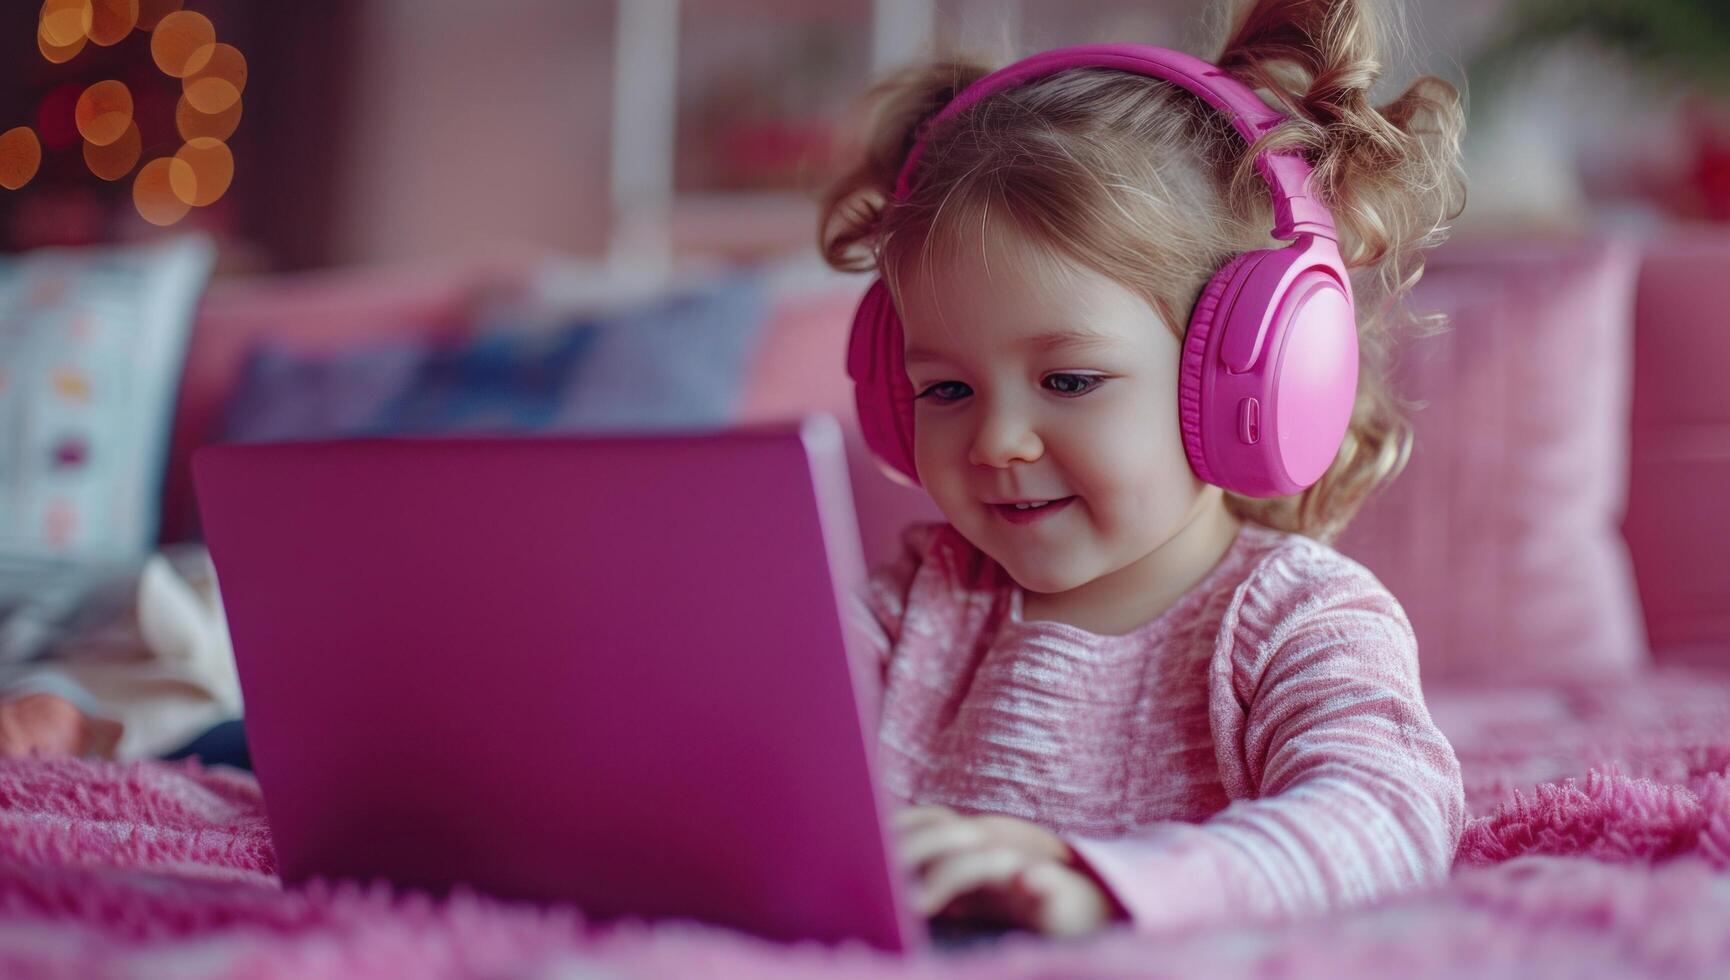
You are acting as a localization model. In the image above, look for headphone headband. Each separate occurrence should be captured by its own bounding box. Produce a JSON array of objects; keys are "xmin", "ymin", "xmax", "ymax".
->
[{"xmin": 892, "ymin": 43, "xmax": 1337, "ymax": 242}]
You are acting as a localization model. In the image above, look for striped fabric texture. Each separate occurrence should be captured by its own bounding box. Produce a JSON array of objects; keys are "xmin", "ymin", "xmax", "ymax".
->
[{"xmin": 853, "ymin": 520, "xmax": 1465, "ymax": 932}]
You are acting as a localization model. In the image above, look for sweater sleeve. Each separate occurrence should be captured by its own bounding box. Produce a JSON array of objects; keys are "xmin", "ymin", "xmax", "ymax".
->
[{"xmin": 1063, "ymin": 551, "xmax": 1466, "ymax": 933}]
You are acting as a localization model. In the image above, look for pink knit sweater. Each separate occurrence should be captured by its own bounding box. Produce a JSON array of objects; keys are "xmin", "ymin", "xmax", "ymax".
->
[{"xmin": 850, "ymin": 519, "xmax": 1466, "ymax": 933}]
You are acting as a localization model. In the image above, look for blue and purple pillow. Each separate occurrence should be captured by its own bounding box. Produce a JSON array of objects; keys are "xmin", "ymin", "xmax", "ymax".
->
[{"xmin": 220, "ymin": 270, "xmax": 770, "ymax": 443}]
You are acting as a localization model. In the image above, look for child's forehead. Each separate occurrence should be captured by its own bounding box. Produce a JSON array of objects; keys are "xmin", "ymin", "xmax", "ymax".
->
[
  {"xmin": 902, "ymin": 221, "xmax": 1074, "ymax": 292},
  {"xmin": 895, "ymin": 233, "xmax": 1134, "ymax": 344}
]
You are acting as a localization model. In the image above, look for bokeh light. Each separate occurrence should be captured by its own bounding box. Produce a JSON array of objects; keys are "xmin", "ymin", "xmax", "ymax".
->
[
  {"xmin": 37, "ymin": 23, "xmax": 88, "ymax": 63},
  {"xmin": 135, "ymin": 0, "xmax": 182, "ymax": 32},
  {"xmin": 74, "ymin": 80, "xmax": 134, "ymax": 146},
  {"xmin": 39, "ymin": 0, "xmax": 93, "ymax": 48},
  {"xmin": 132, "ymin": 156, "xmax": 193, "ymax": 225},
  {"xmin": 23, "ymin": 0, "xmax": 244, "ymax": 223},
  {"xmin": 171, "ymin": 136, "xmax": 232, "ymax": 206},
  {"xmin": 83, "ymin": 120, "xmax": 141, "ymax": 180},
  {"xmin": 150, "ymin": 10, "xmax": 214, "ymax": 78},
  {"xmin": 182, "ymin": 43, "xmax": 246, "ymax": 114},
  {"xmin": 0, "ymin": 128, "xmax": 45, "ymax": 191},
  {"xmin": 175, "ymin": 93, "xmax": 241, "ymax": 142},
  {"xmin": 88, "ymin": 0, "xmax": 139, "ymax": 46}
]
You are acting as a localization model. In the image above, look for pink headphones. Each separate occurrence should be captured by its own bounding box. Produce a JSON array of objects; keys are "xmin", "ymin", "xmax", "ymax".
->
[{"xmin": 844, "ymin": 43, "xmax": 1358, "ymax": 498}]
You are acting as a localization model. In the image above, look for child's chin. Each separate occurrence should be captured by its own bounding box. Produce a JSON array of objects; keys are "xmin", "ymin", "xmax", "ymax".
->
[{"xmin": 995, "ymin": 555, "xmax": 1083, "ymax": 595}]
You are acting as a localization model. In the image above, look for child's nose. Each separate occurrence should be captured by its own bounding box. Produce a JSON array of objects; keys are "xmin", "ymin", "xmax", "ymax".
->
[{"xmin": 967, "ymin": 412, "xmax": 1044, "ymax": 468}]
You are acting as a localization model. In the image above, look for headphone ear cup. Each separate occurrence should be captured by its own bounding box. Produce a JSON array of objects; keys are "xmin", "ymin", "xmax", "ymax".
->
[
  {"xmin": 1181, "ymin": 243, "xmax": 1359, "ymax": 498},
  {"xmin": 845, "ymin": 279, "xmax": 922, "ymax": 488},
  {"xmin": 1178, "ymin": 252, "xmax": 1256, "ymax": 490}
]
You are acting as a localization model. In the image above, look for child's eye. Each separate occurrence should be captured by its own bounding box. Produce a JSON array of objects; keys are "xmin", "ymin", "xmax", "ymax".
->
[
  {"xmin": 1045, "ymin": 373, "xmax": 1104, "ymax": 396},
  {"xmin": 914, "ymin": 381, "xmax": 971, "ymax": 403},
  {"xmin": 912, "ymin": 374, "xmax": 1105, "ymax": 403}
]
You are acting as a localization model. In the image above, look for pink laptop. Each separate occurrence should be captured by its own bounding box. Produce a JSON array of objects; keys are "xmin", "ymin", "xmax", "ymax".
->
[{"xmin": 192, "ymin": 413, "xmax": 929, "ymax": 954}]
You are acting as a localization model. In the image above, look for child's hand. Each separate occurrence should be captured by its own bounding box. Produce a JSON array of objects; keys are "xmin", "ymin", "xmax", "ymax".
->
[
  {"xmin": 893, "ymin": 803, "xmax": 1118, "ymax": 938},
  {"xmin": 0, "ymin": 692, "xmax": 122, "ymax": 759}
]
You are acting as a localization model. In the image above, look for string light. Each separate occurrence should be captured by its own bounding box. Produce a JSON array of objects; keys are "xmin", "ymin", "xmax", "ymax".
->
[
  {"xmin": 171, "ymin": 136, "xmax": 231, "ymax": 206},
  {"xmin": 39, "ymin": 0, "xmax": 92, "ymax": 48},
  {"xmin": 0, "ymin": 127, "xmax": 43, "ymax": 190},
  {"xmin": 74, "ymin": 80, "xmax": 133, "ymax": 146},
  {"xmin": 176, "ymin": 93, "xmax": 240, "ymax": 142},
  {"xmin": 150, "ymin": 10, "xmax": 215, "ymax": 78},
  {"xmin": 37, "ymin": 24, "xmax": 87, "ymax": 63},
  {"xmin": 182, "ymin": 42, "xmax": 246, "ymax": 114},
  {"xmin": 83, "ymin": 120, "xmax": 141, "ymax": 180},
  {"xmin": 133, "ymin": 156, "xmax": 193, "ymax": 225},
  {"xmin": 88, "ymin": 0, "xmax": 139, "ymax": 47},
  {"xmin": 10, "ymin": 0, "xmax": 247, "ymax": 226}
]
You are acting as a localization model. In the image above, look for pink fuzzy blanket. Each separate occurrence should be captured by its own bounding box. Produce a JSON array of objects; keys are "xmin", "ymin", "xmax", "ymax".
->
[{"xmin": 3, "ymin": 665, "xmax": 1729, "ymax": 979}]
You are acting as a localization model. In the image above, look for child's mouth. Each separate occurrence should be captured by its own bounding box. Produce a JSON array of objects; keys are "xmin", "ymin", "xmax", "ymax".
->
[{"xmin": 991, "ymin": 496, "xmax": 1077, "ymax": 524}]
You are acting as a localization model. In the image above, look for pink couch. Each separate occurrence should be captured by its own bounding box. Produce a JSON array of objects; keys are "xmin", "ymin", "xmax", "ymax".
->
[{"xmin": 158, "ymin": 230, "xmax": 1730, "ymax": 670}]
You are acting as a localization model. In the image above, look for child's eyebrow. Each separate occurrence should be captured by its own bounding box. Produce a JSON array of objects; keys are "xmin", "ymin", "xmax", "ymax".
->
[{"xmin": 905, "ymin": 329, "xmax": 1119, "ymax": 365}]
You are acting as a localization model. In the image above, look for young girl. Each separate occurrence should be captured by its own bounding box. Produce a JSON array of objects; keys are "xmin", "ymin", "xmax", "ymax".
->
[{"xmin": 817, "ymin": 0, "xmax": 1468, "ymax": 940}]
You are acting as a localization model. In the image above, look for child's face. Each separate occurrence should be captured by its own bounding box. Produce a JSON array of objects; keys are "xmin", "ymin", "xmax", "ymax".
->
[{"xmin": 897, "ymin": 228, "xmax": 1210, "ymax": 596}]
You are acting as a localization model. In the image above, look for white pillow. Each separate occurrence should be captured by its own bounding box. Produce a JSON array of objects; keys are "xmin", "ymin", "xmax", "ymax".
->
[{"xmin": 0, "ymin": 235, "xmax": 215, "ymax": 565}]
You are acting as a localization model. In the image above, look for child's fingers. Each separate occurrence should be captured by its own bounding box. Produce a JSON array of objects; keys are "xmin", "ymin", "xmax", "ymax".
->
[
  {"xmin": 890, "ymin": 804, "xmax": 957, "ymax": 832},
  {"xmin": 1020, "ymin": 861, "xmax": 1109, "ymax": 937},
  {"xmin": 897, "ymin": 814, "xmax": 983, "ymax": 870},
  {"xmin": 970, "ymin": 814, "xmax": 1070, "ymax": 863},
  {"xmin": 0, "ymin": 694, "xmax": 88, "ymax": 758},
  {"xmin": 916, "ymin": 846, "xmax": 1031, "ymax": 917}
]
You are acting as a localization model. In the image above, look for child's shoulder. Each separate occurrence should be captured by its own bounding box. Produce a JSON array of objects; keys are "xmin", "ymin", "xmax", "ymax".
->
[
  {"xmin": 1224, "ymin": 523, "xmax": 1415, "ymax": 658},
  {"xmin": 1235, "ymin": 523, "xmax": 1392, "ymax": 598}
]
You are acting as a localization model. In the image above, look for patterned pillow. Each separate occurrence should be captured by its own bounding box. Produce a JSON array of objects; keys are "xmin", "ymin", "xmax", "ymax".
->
[
  {"xmin": 0, "ymin": 236, "xmax": 216, "ymax": 564},
  {"xmin": 1334, "ymin": 236, "xmax": 1647, "ymax": 683},
  {"xmin": 220, "ymin": 270, "xmax": 770, "ymax": 443}
]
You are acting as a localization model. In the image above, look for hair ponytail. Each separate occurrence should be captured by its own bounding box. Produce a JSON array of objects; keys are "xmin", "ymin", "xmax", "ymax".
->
[
  {"xmin": 1213, "ymin": 0, "xmax": 1466, "ymax": 276},
  {"xmin": 817, "ymin": 57, "xmax": 998, "ymax": 274}
]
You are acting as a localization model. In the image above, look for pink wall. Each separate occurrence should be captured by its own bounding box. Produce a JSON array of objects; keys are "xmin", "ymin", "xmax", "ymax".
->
[
  {"xmin": 320, "ymin": 0, "xmax": 1676, "ymax": 268},
  {"xmin": 331, "ymin": 0, "xmax": 618, "ymax": 266}
]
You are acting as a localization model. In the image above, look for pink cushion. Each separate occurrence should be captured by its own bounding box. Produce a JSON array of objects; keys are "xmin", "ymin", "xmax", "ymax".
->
[
  {"xmin": 1334, "ymin": 236, "xmax": 1649, "ymax": 683},
  {"xmin": 1623, "ymin": 230, "xmax": 1730, "ymax": 663}
]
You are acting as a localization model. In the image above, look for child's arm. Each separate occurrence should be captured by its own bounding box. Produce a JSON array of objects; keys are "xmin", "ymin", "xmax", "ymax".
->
[{"xmin": 1064, "ymin": 567, "xmax": 1466, "ymax": 933}]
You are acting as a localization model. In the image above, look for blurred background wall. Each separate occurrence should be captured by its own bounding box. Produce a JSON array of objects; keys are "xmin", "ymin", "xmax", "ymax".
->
[{"xmin": 3, "ymin": 0, "xmax": 1727, "ymax": 273}]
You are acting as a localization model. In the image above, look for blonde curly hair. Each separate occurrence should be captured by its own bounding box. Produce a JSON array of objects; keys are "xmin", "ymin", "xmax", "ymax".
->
[{"xmin": 816, "ymin": 0, "xmax": 1468, "ymax": 543}]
